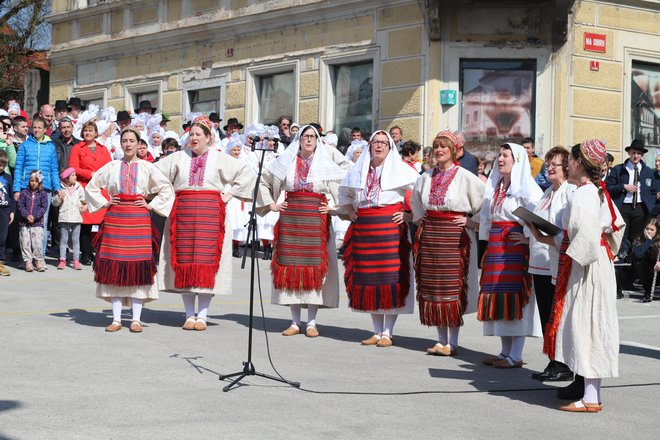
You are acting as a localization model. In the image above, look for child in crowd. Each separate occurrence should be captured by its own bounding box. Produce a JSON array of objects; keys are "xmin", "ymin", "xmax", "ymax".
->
[
  {"xmin": 400, "ymin": 140, "xmax": 422, "ymax": 172},
  {"xmin": 51, "ymin": 167, "xmax": 86, "ymax": 270},
  {"xmin": 477, "ymin": 157, "xmax": 489, "ymax": 183},
  {"xmin": 18, "ymin": 170, "xmax": 49, "ymax": 272},
  {"xmin": 631, "ymin": 217, "xmax": 660, "ymax": 303},
  {"xmin": 137, "ymin": 139, "xmax": 155, "ymax": 162},
  {"xmin": 0, "ymin": 151, "xmax": 15, "ymax": 276}
]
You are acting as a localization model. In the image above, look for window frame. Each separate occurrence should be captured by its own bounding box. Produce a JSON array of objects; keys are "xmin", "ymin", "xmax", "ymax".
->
[
  {"xmin": 246, "ymin": 61, "xmax": 299, "ymax": 125},
  {"xmin": 124, "ymin": 80, "xmax": 164, "ymax": 114},
  {"xmin": 183, "ymin": 76, "xmax": 227, "ymax": 118},
  {"xmin": 72, "ymin": 87, "xmax": 108, "ymax": 109}
]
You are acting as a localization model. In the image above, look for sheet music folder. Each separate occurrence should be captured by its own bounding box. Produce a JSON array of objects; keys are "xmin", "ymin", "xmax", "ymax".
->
[{"xmin": 512, "ymin": 207, "xmax": 562, "ymax": 236}]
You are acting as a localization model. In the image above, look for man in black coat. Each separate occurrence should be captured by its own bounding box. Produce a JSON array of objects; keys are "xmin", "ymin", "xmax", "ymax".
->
[{"xmin": 605, "ymin": 139, "xmax": 656, "ymax": 243}]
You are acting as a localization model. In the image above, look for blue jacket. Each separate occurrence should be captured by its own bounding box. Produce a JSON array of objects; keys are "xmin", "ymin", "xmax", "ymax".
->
[
  {"xmin": 458, "ymin": 148, "xmax": 478, "ymax": 176},
  {"xmin": 652, "ymin": 171, "xmax": 660, "ymax": 217},
  {"xmin": 605, "ymin": 159, "xmax": 655, "ymax": 214},
  {"xmin": 13, "ymin": 135, "xmax": 60, "ymax": 192}
]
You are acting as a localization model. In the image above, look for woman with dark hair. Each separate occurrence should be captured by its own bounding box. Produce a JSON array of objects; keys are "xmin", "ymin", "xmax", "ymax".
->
[
  {"xmin": 257, "ymin": 125, "xmax": 351, "ymax": 338},
  {"xmin": 339, "ymin": 130, "xmax": 420, "ymax": 347},
  {"xmin": 478, "ymin": 143, "xmax": 543, "ymax": 368},
  {"xmin": 631, "ymin": 217, "xmax": 660, "ymax": 303},
  {"xmin": 411, "ymin": 130, "xmax": 484, "ymax": 355},
  {"xmin": 86, "ymin": 126, "xmax": 174, "ymax": 333},
  {"xmin": 156, "ymin": 116, "xmax": 255, "ymax": 331},
  {"xmin": 69, "ymin": 120, "xmax": 112, "ymax": 265},
  {"xmin": 530, "ymin": 139, "xmax": 625, "ymax": 412}
]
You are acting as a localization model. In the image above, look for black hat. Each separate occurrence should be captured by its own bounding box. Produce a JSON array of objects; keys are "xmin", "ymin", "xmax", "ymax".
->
[
  {"xmin": 138, "ymin": 100, "xmax": 156, "ymax": 114},
  {"xmin": 209, "ymin": 112, "xmax": 222, "ymax": 122},
  {"xmin": 116, "ymin": 110, "xmax": 131, "ymax": 122},
  {"xmin": 54, "ymin": 100, "xmax": 69, "ymax": 112},
  {"xmin": 67, "ymin": 97, "xmax": 85, "ymax": 110},
  {"xmin": 223, "ymin": 117, "xmax": 244, "ymax": 131},
  {"xmin": 625, "ymin": 138, "xmax": 648, "ymax": 154}
]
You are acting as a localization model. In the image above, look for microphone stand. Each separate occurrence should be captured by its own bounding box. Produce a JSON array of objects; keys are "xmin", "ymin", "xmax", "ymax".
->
[{"xmin": 219, "ymin": 145, "xmax": 301, "ymax": 392}]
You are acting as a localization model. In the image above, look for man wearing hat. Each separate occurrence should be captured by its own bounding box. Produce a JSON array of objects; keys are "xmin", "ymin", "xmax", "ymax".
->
[
  {"xmin": 221, "ymin": 117, "xmax": 243, "ymax": 148},
  {"xmin": 67, "ymin": 97, "xmax": 84, "ymax": 124},
  {"xmin": 209, "ymin": 112, "xmax": 225, "ymax": 141},
  {"xmin": 138, "ymin": 100, "xmax": 156, "ymax": 115},
  {"xmin": 160, "ymin": 113, "xmax": 171, "ymax": 130},
  {"xmin": 605, "ymin": 138, "xmax": 656, "ymax": 243},
  {"xmin": 54, "ymin": 100, "xmax": 69, "ymax": 121}
]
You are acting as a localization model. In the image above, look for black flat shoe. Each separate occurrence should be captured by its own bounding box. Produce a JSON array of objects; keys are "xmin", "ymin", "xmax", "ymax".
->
[
  {"xmin": 642, "ymin": 296, "xmax": 652, "ymax": 303},
  {"xmin": 232, "ymin": 247, "xmax": 240, "ymax": 258},
  {"xmin": 557, "ymin": 375, "xmax": 584, "ymax": 400},
  {"xmin": 544, "ymin": 370, "xmax": 574, "ymax": 382}
]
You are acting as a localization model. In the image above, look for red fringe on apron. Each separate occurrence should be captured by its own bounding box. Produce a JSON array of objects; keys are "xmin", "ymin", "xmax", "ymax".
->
[
  {"xmin": 271, "ymin": 191, "xmax": 329, "ymax": 292},
  {"xmin": 477, "ymin": 221, "xmax": 532, "ymax": 321},
  {"xmin": 414, "ymin": 210, "xmax": 470, "ymax": 327},
  {"xmin": 92, "ymin": 195, "xmax": 159, "ymax": 286},
  {"xmin": 169, "ymin": 190, "xmax": 226, "ymax": 289},
  {"xmin": 342, "ymin": 203, "xmax": 410, "ymax": 311}
]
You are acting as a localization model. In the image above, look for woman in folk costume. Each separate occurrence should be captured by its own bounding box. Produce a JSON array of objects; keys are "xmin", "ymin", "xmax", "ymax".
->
[
  {"xmin": 410, "ymin": 130, "xmax": 484, "ymax": 356},
  {"xmin": 256, "ymin": 125, "xmax": 284, "ymax": 260},
  {"xmin": 156, "ymin": 116, "xmax": 255, "ymax": 331},
  {"xmin": 85, "ymin": 126, "xmax": 175, "ymax": 333},
  {"xmin": 529, "ymin": 139, "xmax": 625, "ymax": 413},
  {"xmin": 339, "ymin": 130, "xmax": 419, "ymax": 347},
  {"xmin": 257, "ymin": 124, "xmax": 351, "ymax": 338},
  {"xmin": 522, "ymin": 147, "xmax": 576, "ymax": 382},
  {"xmin": 478, "ymin": 142, "xmax": 543, "ymax": 368},
  {"xmin": 225, "ymin": 133, "xmax": 253, "ymax": 257}
]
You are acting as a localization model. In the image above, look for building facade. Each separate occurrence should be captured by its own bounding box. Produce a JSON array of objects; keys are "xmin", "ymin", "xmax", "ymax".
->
[{"xmin": 48, "ymin": 0, "xmax": 660, "ymax": 159}]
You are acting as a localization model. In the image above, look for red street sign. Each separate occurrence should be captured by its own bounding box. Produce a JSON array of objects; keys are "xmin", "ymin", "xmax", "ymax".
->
[
  {"xmin": 590, "ymin": 60, "xmax": 600, "ymax": 71},
  {"xmin": 584, "ymin": 32, "xmax": 606, "ymax": 53}
]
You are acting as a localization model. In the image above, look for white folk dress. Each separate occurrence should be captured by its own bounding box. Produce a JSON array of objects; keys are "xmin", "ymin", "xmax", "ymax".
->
[
  {"xmin": 86, "ymin": 159, "xmax": 175, "ymax": 304},
  {"xmin": 554, "ymin": 183, "xmax": 625, "ymax": 378},
  {"xmin": 479, "ymin": 194, "xmax": 543, "ymax": 337},
  {"xmin": 155, "ymin": 148, "xmax": 255, "ymax": 296},
  {"xmin": 411, "ymin": 166, "xmax": 485, "ymax": 314}
]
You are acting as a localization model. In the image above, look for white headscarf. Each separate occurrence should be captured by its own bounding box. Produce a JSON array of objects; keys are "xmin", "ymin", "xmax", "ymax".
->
[
  {"xmin": 484, "ymin": 142, "xmax": 543, "ymax": 203},
  {"xmin": 224, "ymin": 132, "xmax": 242, "ymax": 154},
  {"xmin": 344, "ymin": 139, "xmax": 368, "ymax": 161},
  {"xmin": 324, "ymin": 133, "xmax": 338, "ymax": 147},
  {"xmin": 268, "ymin": 125, "xmax": 346, "ymax": 183},
  {"xmin": 342, "ymin": 130, "xmax": 419, "ymax": 191}
]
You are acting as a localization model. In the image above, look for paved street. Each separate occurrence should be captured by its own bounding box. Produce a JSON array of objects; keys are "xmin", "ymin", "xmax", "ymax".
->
[{"xmin": 1, "ymin": 254, "xmax": 659, "ymax": 439}]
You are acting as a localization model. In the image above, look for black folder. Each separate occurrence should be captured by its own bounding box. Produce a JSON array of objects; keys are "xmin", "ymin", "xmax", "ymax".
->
[{"xmin": 512, "ymin": 206, "xmax": 562, "ymax": 236}]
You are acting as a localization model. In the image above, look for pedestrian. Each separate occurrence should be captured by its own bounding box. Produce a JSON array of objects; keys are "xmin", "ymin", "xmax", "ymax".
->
[
  {"xmin": 631, "ymin": 217, "xmax": 660, "ymax": 303},
  {"xmin": 410, "ymin": 130, "xmax": 484, "ymax": 355},
  {"xmin": 156, "ymin": 116, "xmax": 255, "ymax": 331},
  {"xmin": 51, "ymin": 167, "xmax": 86, "ymax": 270},
  {"xmin": 530, "ymin": 139, "xmax": 625, "ymax": 412},
  {"xmin": 18, "ymin": 170, "xmax": 49, "ymax": 272},
  {"xmin": 86, "ymin": 126, "xmax": 174, "ymax": 333},
  {"xmin": 339, "ymin": 130, "xmax": 419, "ymax": 347},
  {"xmin": 478, "ymin": 143, "xmax": 543, "ymax": 368},
  {"xmin": 0, "ymin": 151, "xmax": 15, "ymax": 276},
  {"xmin": 257, "ymin": 125, "xmax": 350, "ymax": 337}
]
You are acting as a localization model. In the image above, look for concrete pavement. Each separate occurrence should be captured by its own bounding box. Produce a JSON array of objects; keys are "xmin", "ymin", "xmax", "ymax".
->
[{"xmin": 1, "ymin": 254, "xmax": 659, "ymax": 439}]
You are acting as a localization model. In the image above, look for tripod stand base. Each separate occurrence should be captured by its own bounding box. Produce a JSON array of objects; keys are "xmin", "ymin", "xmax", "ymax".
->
[{"xmin": 219, "ymin": 361, "xmax": 301, "ymax": 392}]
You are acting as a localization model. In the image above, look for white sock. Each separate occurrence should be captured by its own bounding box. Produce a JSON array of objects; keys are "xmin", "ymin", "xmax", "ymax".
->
[
  {"xmin": 383, "ymin": 314, "xmax": 398, "ymax": 338},
  {"xmin": 371, "ymin": 313, "xmax": 384, "ymax": 336},
  {"xmin": 436, "ymin": 326, "xmax": 448, "ymax": 345},
  {"xmin": 182, "ymin": 294, "xmax": 196, "ymax": 318},
  {"xmin": 111, "ymin": 297, "xmax": 122, "ymax": 322},
  {"xmin": 509, "ymin": 336, "xmax": 525, "ymax": 362},
  {"xmin": 448, "ymin": 326, "xmax": 460, "ymax": 349},
  {"xmin": 197, "ymin": 294, "xmax": 212, "ymax": 321},
  {"xmin": 290, "ymin": 304, "xmax": 302, "ymax": 326},
  {"xmin": 131, "ymin": 298, "xmax": 144, "ymax": 322},
  {"xmin": 307, "ymin": 305, "xmax": 318, "ymax": 328},
  {"xmin": 500, "ymin": 336, "xmax": 512, "ymax": 358},
  {"xmin": 583, "ymin": 378, "xmax": 601, "ymax": 404}
]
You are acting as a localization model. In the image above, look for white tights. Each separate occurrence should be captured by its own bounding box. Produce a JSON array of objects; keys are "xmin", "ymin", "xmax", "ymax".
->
[
  {"xmin": 290, "ymin": 304, "xmax": 319, "ymax": 328},
  {"xmin": 182, "ymin": 294, "xmax": 213, "ymax": 321},
  {"xmin": 371, "ymin": 313, "xmax": 398, "ymax": 337},
  {"xmin": 436, "ymin": 326, "xmax": 460, "ymax": 348},
  {"xmin": 499, "ymin": 336, "xmax": 525, "ymax": 362},
  {"xmin": 111, "ymin": 297, "xmax": 144, "ymax": 322},
  {"xmin": 583, "ymin": 378, "xmax": 602, "ymax": 404}
]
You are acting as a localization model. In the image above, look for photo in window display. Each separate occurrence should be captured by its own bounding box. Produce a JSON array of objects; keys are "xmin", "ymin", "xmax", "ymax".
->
[
  {"xmin": 460, "ymin": 60, "xmax": 535, "ymax": 159},
  {"xmin": 631, "ymin": 63, "xmax": 660, "ymax": 155}
]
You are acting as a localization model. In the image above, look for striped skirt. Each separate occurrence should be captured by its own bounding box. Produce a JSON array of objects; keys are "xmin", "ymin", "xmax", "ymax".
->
[
  {"xmin": 272, "ymin": 191, "xmax": 329, "ymax": 292},
  {"xmin": 169, "ymin": 190, "xmax": 226, "ymax": 290},
  {"xmin": 342, "ymin": 204, "xmax": 410, "ymax": 311},
  {"xmin": 544, "ymin": 230, "xmax": 571, "ymax": 359},
  {"xmin": 93, "ymin": 195, "xmax": 158, "ymax": 287},
  {"xmin": 478, "ymin": 221, "xmax": 531, "ymax": 321},
  {"xmin": 414, "ymin": 211, "xmax": 470, "ymax": 327}
]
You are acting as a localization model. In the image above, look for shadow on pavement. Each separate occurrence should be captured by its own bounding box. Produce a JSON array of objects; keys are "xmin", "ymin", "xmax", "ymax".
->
[
  {"xmin": 620, "ymin": 343, "xmax": 660, "ymax": 360},
  {"xmin": 0, "ymin": 401, "xmax": 20, "ymax": 413},
  {"xmin": 50, "ymin": 308, "xmax": 217, "ymax": 328}
]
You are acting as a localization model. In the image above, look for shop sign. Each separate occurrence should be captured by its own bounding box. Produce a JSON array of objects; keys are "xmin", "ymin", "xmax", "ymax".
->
[{"xmin": 584, "ymin": 32, "xmax": 606, "ymax": 53}]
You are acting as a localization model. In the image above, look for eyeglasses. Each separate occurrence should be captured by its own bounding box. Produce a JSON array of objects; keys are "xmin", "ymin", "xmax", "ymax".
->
[
  {"xmin": 371, "ymin": 140, "xmax": 389, "ymax": 146},
  {"xmin": 301, "ymin": 134, "xmax": 316, "ymax": 140},
  {"xmin": 545, "ymin": 162, "xmax": 563, "ymax": 169},
  {"xmin": 281, "ymin": 123, "xmax": 289, "ymax": 127}
]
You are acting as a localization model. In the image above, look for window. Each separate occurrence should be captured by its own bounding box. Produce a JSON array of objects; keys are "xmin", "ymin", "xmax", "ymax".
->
[
  {"xmin": 74, "ymin": 88, "xmax": 107, "ymax": 110},
  {"xmin": 256, "ymin": 71, "xmax": 294, "ymax": 124},
  {"xmin": 331, "ymin": 61, "xmax": 373, "ymax": 148},
  {"xmin": 82, "ymin": 97, "xmax": 104, "ymax": 109},
  {"xmin": 133, "ymin": 91, "xmax": 159, "ymax": 113},
  {"xmin": 188, "ymin": 87, "xmax": 221, "ymax": 114},
  {"xmin": 631, "ymin": 62, "xmax": 660, "ymax": 148},
  {"xmin": 459, "ymin": 59, "xmax": 536, "ymax": 146}
]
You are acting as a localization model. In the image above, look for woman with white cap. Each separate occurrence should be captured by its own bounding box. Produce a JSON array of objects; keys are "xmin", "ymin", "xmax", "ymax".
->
[
  {"xmin": 225, "ymin": 133, "xmax": 253, "ymax": 257},
  {"xmin": 478, "ymin": 142, "xmax": 543, "ymax": 368},
  {"xmin": 257, "ymin": 125, "xmax": 351, "ymax": 337},
  {"xmin": 339, "ymin": 130, "xmax": 420, "ymax": 347}
]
